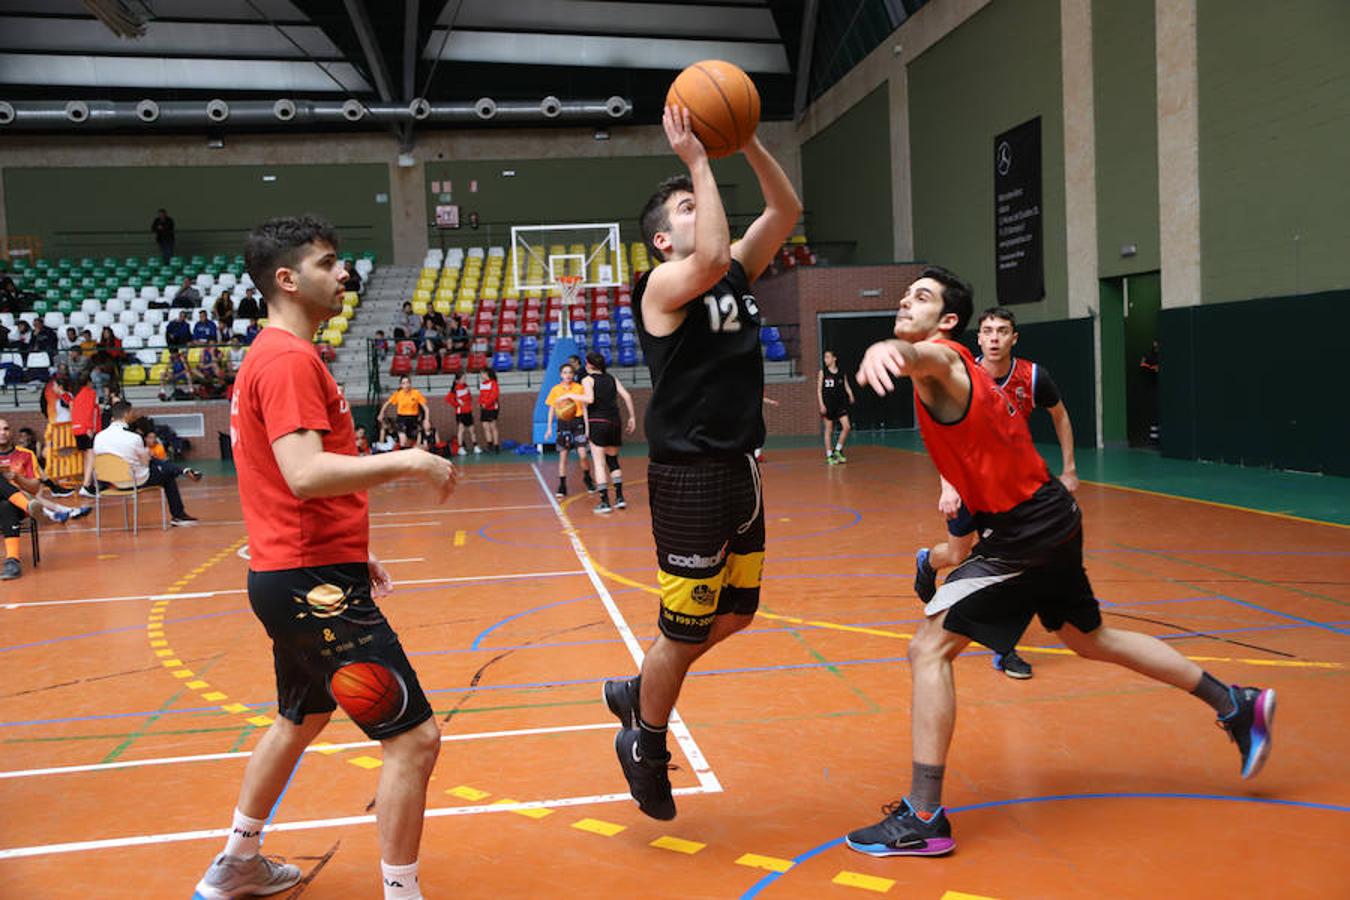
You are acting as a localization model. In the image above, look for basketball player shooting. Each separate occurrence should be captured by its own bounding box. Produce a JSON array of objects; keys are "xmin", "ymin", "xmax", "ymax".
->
[
  {"xmin": 603, "ymin": 100, "xmax": 801, "ymax": 820},
  {"xmin": 195, "ymin": 216, "xmax": 456, "ymax": 900},
  {"xmin": 842, "ymin": 266, "xmax": 1275, "ymax": 859}
]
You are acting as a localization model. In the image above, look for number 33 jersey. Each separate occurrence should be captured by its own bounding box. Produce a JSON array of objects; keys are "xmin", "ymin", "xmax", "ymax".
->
[{"xmin": 633, "ymin": 259, "xmax": 765, "ymax": 462}]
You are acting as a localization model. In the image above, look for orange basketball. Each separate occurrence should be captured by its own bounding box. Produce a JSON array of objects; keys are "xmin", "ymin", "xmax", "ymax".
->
[
  {"xmin": 556, "ymin": 397, "xmax": 577, "ymax": 418},
  {"xmin": 666, "ymin": 60, "xmax": 761, "ymax": 159},
  {"xmin": 329, "ymin": 661, "xmax": 406, "ymax": 727}
]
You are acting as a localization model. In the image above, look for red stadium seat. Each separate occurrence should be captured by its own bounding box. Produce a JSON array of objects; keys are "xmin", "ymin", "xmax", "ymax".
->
[
  {"xmin": 467, "ymin": 351, "xmax": 488, "ymax": 372},
  {"xmin": 494, "ymin": 336, "xmax": 516, "ymax": 353},
  {"xmin": 389, "ymin": 355, "xmax": 412, "ymax": 376},
  {"xmin": 441, "ymin": 353, "xmax": 464, "ymax": 374},
  {"xmin": 395, "ymin": 340, "xmax": 416, "ymax": 356},
  {"xmin": 522, "ymin": 320, "xmax": 541, "ymax": 336},
  {"xmin": 415, "ymin": 354, "xmax": 438, "ymax": 375},
  {"xmin": 568, "ymin": 305, "xmax": 586, "ymax": 321},
  {"xmin": 593, "ymin": 305, "xmax": 610, "ymax": 320},
  {"xmin": 498, "ymin": 320, "xmax": 519, "ymax": 336},
  {"xmin": 474, "ymin": 321, "xmax": 493, "ymax": 337},
  {"xmin": 502, "ymin": 298, "xmax": 519, "ymax": 312},
  {"xmin": 523, "ymin": 307, "xmax": 541, "ymax": 322}
]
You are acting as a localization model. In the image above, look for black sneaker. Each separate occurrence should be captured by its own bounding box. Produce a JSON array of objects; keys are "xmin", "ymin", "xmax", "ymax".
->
[
  {"xmin": 48, "ymin": 486, "xmax": 76, "ymax": 498},
  {"xmin": 555, "ymin": 479, "xmax": 567, "ymax": 499},
  {"xmin": 184, "ymin": 468, "xmax": 204, "ymax": 482},
  {"xmin": 914, "ymin": 548, "xmax": 937, "ymax": 605},
  {"xmin": 993, "ymin": 649, "xmax": 1033, "ymax": 679},
  {"xmin": 594, "ymin": 499, "xmax": 613, "ymax": 515},
  {"xmin": 614, "ymin": 728, "xmax": 676, "ymax": 820},
  {"xmin": 1218, "ymin": 686, "xmax": 1276, "ymax": 779},
  {"xmin": 603, "ymin": 676, "xmax": 640, "ymax": 729},
  {"xmin": 846, "ymin": 798, "xmax": 955, "ymax": 857},
  {"xmin": 170, "ymin": 515, "xmax": 199, "ymax": 526},
  {"xmin": 583, "ymin": 471, "xmax": 596, "ymax": 493},
  {"xmin": 614, "ymin": 494, "xmax": 626, "ymax": 509},
  {"xmin": 1, "ymin": 557, "xmax": 20, "ymax": 580},
  {"xmin": 70, "ymin": 506, "xmax": 93, "ymax": 520}
]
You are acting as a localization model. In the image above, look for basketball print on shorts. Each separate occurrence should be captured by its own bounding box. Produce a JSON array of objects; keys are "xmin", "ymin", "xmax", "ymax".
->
[{"xmin": 329, "ymin": 661, "xmax": 409, "ymax": 728}]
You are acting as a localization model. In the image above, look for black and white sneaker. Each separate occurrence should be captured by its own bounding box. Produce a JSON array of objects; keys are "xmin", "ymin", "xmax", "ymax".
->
[
  {"xmin": 79, "ymin": 486, "xmax": 98, "ymax": 499},
  {"xmin": 170, "ymin": 515, "xmax": 199, "ymax": 527},
  {"xmin": 603, "ymin": 675, "xmax": 640, "ymax": 729},
  {"xmin": 594, "ymin": 499, "xmax": 613, "ymax": 515},
  {"xmin": 1218, "ymin": 685, "xmax": 1276, "ymax": 779},
  {"xmin": 914, "ymin": 548, "xmax": 937, "ymax": 605},
  {"xmin": 583, "ymin": 471, "xmax": 596, "ymax": 494},
  {"xmin": 614, "ymin": 728, "xmax": 676, "ymax": 820},
  {"xmin": 614, "ymin": 495, "xmax": 627, "ymax": 510},
  {"xmin": 555, "ymin": 479, "xmax": 567, "ymax": 499},
  {"xmin": 1, "ymin": 557, "xmax": 20, "ymax": 580},
  {"xmin": 993, "ymin": 649, "xmax": 1033, "ymax": 679},
  {"xmin": 846, "ymin": 798, "xmax": 956, "ymax": 857},
  {"xmin": 48, "ymin": 486, "xmax": 76, "ymax": 498}
]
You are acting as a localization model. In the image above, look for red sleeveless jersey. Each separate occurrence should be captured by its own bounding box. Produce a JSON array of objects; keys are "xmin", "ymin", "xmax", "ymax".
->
[
  {"xmin": 914, "ymin": 339, "xmax": 1049, "ymax": 514},
  {"xmin": 995, "ymin": 357, "xmax": 1039, "ymax": 421}
]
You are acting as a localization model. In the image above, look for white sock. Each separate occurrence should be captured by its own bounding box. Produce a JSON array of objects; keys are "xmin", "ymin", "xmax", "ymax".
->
[
  {"xmin": 382, "ymin": 860, "xmax": 422, "ymax": 900},
  {"xmin": 223, "ymin": 809, "xmax": 265, "ymax": 859}
]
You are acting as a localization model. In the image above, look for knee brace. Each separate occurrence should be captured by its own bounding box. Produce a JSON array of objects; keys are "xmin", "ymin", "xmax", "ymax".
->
[{"xmin": 605, "ymin": 454, "xmax": 621, "ymax": 476}]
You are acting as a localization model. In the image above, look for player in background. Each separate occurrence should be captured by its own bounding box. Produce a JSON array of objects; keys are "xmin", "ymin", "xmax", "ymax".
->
[
  {"xmin": 579, "ymin": 350, "xmax": 637, "ymax": 514},
  {"xmin": 914, "ymin": 307, "xmax": 1079, "ymax": 678},
  {"xmin": 447, "ymin": 371, "xmax": 480, "ymax": 456},
  {"xmin": 478, "ymin": 367, "xmax": 501, "ymax": 454},
  {"xmin": 194, "ymin": 216, "xmax": 456, "ymax": 900},
  {"xmin": 543, "ymin": 361, "xmax": 589, "ymax": 498},
  {"xmin": 603, "ymin": 105, "xmax": 801, "ymax": 820},
  {"xmin": 817, "ymin": 349, "xmax": 855, "ymax": 464},
  {"xmin": 379, "ymin": 376, "xmax": 428, "ymax": 450}
]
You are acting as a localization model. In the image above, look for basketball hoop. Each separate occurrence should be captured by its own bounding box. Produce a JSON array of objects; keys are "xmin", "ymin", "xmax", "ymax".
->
[{"xmin": 556, "ymin": 274, "xmax": 584, "ymax": 340}]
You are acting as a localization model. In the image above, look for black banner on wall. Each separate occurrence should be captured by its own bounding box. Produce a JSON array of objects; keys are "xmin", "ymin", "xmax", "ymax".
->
[{"xmin": 994, "ymin": 117, "xmax": 1043, "ymax": 305}]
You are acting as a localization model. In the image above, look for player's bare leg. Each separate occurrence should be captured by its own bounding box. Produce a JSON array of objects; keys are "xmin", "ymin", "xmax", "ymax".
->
[{"xmin": 375, "ymin": 718, "xmax": 442, "ymax": 865}]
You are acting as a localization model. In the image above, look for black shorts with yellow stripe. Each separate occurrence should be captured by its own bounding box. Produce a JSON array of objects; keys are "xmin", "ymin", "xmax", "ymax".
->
[{"xmin": 647, "ymin": 453, "xmax": 765, "ymax": 643}]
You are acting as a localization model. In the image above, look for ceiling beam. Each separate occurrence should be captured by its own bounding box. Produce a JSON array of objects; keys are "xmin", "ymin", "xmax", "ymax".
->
[
  {"xmin": 342, "ymin": 0, "xmax": 395, "ymax": 101},
  {"xmin": 402, "ymin": 0, "xmax": 420, "ymax": 101},
  {"xmin": 792, "ymin": 0, "xmax": 818, "ymax": 119}
]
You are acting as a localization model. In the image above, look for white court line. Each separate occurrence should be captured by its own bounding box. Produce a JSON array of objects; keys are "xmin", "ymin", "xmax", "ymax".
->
[
  {"xmin": 370, "ymin": 520, "xmax": 442, "ymax": 529},
  {"xmin": 0, "ymin": 786, "xmax": 714, "ymax": 860},
  {"xmin": 65, "ymin": 504, "xmax": 549, "ymax": 532},
  {"xmin": 0, "ymin": 722, "xmax": 617, "ymax": 780},
  {"xmin": 0, "ymin": 569, "xmax": 587, "ymax": 610},
  {"xmin": 378, "ymin": 557, "xmax": 425, "ymax": 564},
  {"xmin": 529, "ymin": 464, "xmax": 722, "ymax": 794}
]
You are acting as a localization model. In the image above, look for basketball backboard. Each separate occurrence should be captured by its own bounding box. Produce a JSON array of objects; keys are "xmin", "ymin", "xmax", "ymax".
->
[{"xmin": 510, "ymin": 222, "xmax": 624, "ymax": 292}]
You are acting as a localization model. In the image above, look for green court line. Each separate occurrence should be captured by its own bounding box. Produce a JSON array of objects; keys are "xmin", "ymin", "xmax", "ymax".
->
[
  {"xmin": 1115, "ymin": 543, "xmax": 1350, "ymax": 609},
  {"xmin": 761, "ymin": 604, "xmax": 881, "ymax": 713},
  {"xmin": 227, "ymin": 724, "xmax": 258, "ymax": 753},
  {"xmin": 100, "ymin": 687, "xmax": 187, "ymax": 763}
]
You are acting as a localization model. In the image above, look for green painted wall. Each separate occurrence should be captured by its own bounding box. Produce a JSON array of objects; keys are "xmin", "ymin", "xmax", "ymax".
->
[
  {"xmin": 422, "ymin": 155, "xmax": 763, "ymax": 247},
  {"xmin": 908, "ymin": 0, "xmax": 1066, "ymax": 324},
  {"xmin": 1160, "ymin": 290, "xmax": 1347, "ymax": 475},
  {"xmin": 800, "ymin": 84, "xmax": 893, "ymax": 265},
  {"xmin": 3, "ymin": 164, "xmax": 393, "ymax": 262},
  {"xmin": 1098, "ymin": 279, "xmax": 1126, "ymax": 444},
  {"xmin": 1197, "ymin": 0, "xmax": 1350, "ymax": 303},
  {"xmin": 1092, "ymin": 0, "xmax": 1159, "ymax": 278}
]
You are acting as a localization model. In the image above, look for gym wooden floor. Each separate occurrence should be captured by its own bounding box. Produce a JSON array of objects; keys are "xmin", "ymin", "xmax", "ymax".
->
[{"xmin": 1, "ymin": 444, "xmax": 1346, "ymax": 898}]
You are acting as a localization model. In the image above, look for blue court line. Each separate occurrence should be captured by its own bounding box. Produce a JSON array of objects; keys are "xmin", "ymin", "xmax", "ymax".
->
[
  {"xmin": 469, "ymin": 591, "xmax": 608, "ymax": 650},
  {"xmin": 739, "ymin": 792, "xmax": 1350, "ymax": 898},
  {"xmin": 1217, "ymin": 594, "xmax": 1350, "ymax": 636}
]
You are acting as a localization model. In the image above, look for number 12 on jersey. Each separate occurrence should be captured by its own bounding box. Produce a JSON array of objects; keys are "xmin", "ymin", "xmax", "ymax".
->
[{"xmin": 704, "ymin": 293, "xmax": 742, "ymax": 333}]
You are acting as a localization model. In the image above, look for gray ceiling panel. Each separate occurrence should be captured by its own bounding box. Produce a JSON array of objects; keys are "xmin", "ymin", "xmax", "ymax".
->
[
  {"xmin": 425, "ymin": 30, "xmax": 790, "ymax": 73},
  {"xmin": 447, "ymin": 0, "xmax": 780, "ymax": 41},
  {"xmin": 0, "ymin": 53, "xmax": 371, "ymax": 92},
  {"xmin": 0, "ymin": 18, "xmax": 340, "ymax": 58}
]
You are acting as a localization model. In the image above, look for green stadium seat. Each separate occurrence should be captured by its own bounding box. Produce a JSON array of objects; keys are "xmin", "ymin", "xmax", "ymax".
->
[
  {"xmin": 57, "ymin": 300, "xmax": 76, "ymax": 314},
  {"xmin": 57, "ymin": 258, "xmax": 73, "ymax": 270},
  {"xmin": 32, "ymin": 300, "xmax": 49, "ymax": 314},
  {"xmin": 34, "ymin": 259, "xmax": 50, "ymax": 270},
  {"xmin": 92, "ymin": 288, "xmax": 110, "ymax": 301}
]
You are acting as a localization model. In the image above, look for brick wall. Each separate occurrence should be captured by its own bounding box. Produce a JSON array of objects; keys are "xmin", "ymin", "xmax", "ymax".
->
[{"xmin": 0, "ymin": 399, "xmax": 231, "ymax": 461}]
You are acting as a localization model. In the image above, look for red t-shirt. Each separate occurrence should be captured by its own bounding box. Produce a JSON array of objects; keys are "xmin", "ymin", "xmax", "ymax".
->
[
  {"xmin": 448, "ymin": 384, "xmax": 473, "ymax": 414},
  {"xmin": 0, "ymin": 446, "xmax": 39, "ymax": 480},
  {"xmin": 914, "ymin": 339, "xmax": 1048, "ymax": 514},
  {"xmin": 230, "ymin": 327, "xmax": 368, "ymax": 571},
  {"xmin": 70, "ymin": 386, "xmax": 100, "ymax": 437},
  {"xmin": 479, "ymin": 378, "xmax": 499, "ymax": 411}
]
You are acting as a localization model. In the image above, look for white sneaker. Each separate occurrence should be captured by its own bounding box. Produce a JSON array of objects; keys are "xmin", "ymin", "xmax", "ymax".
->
[
  {"xmin": 194, "ymin": 853, "xmax": 301, "ymax": 899},
  {"xmin": 457, "ymin": 447, "xmax": 467, "ymax": 456},
  {"xmin": 79, "ymin": 486, "xmax": 98, "ymax": 499},
  {"xmin": 473, "ymin": 445, "xmax": 483, "ymax": 454}
]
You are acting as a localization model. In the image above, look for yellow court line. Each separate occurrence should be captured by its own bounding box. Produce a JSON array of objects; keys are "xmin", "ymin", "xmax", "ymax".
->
[{"xmin": 1082, "ymin": 479, "xmax": 1350, "ymax": 531}]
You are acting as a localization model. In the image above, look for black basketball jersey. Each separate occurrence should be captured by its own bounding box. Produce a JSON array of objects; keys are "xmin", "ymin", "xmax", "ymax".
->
[
  {"xmin": 821, "ymin": 366, "xmax": 848, "ymax": 407},
  {"xmin": 633, "ymin": 259, "xmax": 765, "ymax": 461},
  {"xmin": 588, "ymin": 371, "xmax": 620, "ymax": 421}
]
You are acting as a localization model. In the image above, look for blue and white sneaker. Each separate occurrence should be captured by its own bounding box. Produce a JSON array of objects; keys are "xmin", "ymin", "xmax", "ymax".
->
[
  {"xmin": 42, "ymin": 506, "xmax": 71, "ymax": 524},
  {"xmin": 913, "ymin": 548, "xmax": 937, "ymax": 605},
  {"xmin": 846, "ymin": 797, "xmax": 955, "ymax": 857},
  {"xmin": 1218, "ymin": 686, "xmax": 1276, "ymax": 779}
]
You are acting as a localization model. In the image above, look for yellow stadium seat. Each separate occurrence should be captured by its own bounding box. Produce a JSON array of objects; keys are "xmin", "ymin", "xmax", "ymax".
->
[
  {"xmin": 159, "ymin": 349, "xmax": 172, "ymax": 364},
  {"xmin": 433, "ymin": 299, "xmax": 452, "ymax": 314},
  {"xmin": 187, "ymin": 347, "xmax": 204, "ymax": 366},
  {"xmin": 149, "ymin": 363, "xmax": 167, "ymax": 383},
  {"xmin": 454, "ymin": 300, "xmax": 475, "ymax": 315},
  {"xmin": 329, "ymin": 317, "xmax": 348, "ymax": 333},
  {"xmin": 121, "ymin": 364, "xmax": 146, "ymax": 385},
  {"xmin": 322, "ymin": 329, "xmax": 343, "ymax": 347},
  {"xmin": 412, "ymin": 300, "xmax": 428, "ymax": 315},
  {"xmin": 414, "ymin": 289, "xmax": 432, "ymax": 303},
  {"xmin": 343, "ymin": 291, "xmax": 359, "ymax": 306},
  {"xmin": 420, "ymin": 267, "xmax": 437, "ymax": 279}
]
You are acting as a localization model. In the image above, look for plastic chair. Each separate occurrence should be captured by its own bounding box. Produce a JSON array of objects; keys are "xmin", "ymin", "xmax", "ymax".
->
[{"xmin": 92, "ymin": 453, "xmax": 168, "ymax": 535}]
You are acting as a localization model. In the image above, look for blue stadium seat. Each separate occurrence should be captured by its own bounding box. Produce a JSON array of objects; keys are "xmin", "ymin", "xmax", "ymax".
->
[
  {"xmin": 764, "ymin": 341, "xmax": 788, "ymax": 361},
  {"xmin": 518, "ymin": 351, "xmax": 538, "ymax": 370},
  {"xmin": 521, "ymin": 335, "xmax": 539, "ymax": 352},
  {"xmin": 573, "ymin": 319, "xmax": 588, "ymax": 335},
  {"xmin": 760, "ymin": 325, "xmax": 781, "ymax": 343},
  {"xmin": 599, "ymin": 347, "xmax": 613, "ymax": 366},
  {"xmin": 617, "ymin": 345, "xmax": 638, "ymax": 366},
  {"xmin": 493, "ymin": 351, "xmax": 514, "ymax": 372},
  {"xmin": 618, "ymin": 330, "xmax": 637, "ymax": 347},
  {"xmin": 594, "ymin": 332, "xmax": 612, "ymax": 349},
  {"xmin": 593, "ymin": 318, "xmax": 611, "ymax": 332}
]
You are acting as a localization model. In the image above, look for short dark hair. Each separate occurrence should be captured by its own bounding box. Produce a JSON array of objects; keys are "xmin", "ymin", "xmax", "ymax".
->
[
  {"xmin": 108, "ymin": 400, "xmax": 133, "ymax": 420},
  {"xmin": 244, "ymin": 215, "xmax": 339, "ymax": 301},
  {"xmin": 640, "ymin": 175, "xmax": 692, "ymax": 262},
  {"xmin": 977, "ymin": 307, "xmax": 1017, "ymax": 330},
  {"xmin": 585, "ymin": 350, "xmax": 607, "ymax": 372},
  {"xmin": 483, "ymin": 367, "xmax": 496, "ymax": 380},
  {"xmin": 921, "ymin": 265, "xmax": 974, "ymax": 337}
]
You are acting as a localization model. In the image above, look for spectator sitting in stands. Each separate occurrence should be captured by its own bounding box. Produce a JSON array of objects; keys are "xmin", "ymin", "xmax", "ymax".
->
[
  {"xmin": 373, "ymin": 407, "xmax": 399, "ymax": 452},
  {"xmin": 32, "ymin": 319, "xmax": 59, "ymax": 357},
  {"xmin": 59, "ymin": 326, "xmax": 80, "ymax": 366},
  {"xmin": 73, "ymin": 329, "xmax": 97, "ymax": 373},
  {"xmin": 394, "ymin": 300, "xmax": 420, "ymax": 341},
  {"xmin": 212, "ymin": 291, "xmax": 235, "ymax": 332},
  {"xmin": 165, "ymin": 310, "xmax": 192, "ymax": 348},
  {"xmin": 354, "ymin": 425, "xmax": 371, "ymax": 456},
  {"xmin": 171, "ymin": 277, "xmax": 202, "ymax": 310},
  {"xmin": 226, "ymin": 336, "xmax": 246, "ymax": 371},
  {"xmin": 192, "ymin": 310, "xmax": 218, "ymax": 345},
  {"xmin": 236, "ymin": 287, "xmax": 261, "ymax": 321},
  {"xmin": 12, "ymin": 321, "xmax": 32, "ymax": 353},
  {"xmin": 93, "ymin": 400, "xmax": 200, "ymax": 526},
  {"xmin": 130, "ymin": 418, "xmax": 169, "ymax": 461},
  {"xmin": 0, "ymin": 320, "xmax": 9, "ymax": 350},
  {"xmin": 448, "ymin": 315, "xmax": 470, "ymax": 355},
  {"xmin": 343, "ymin": 260, "xmax": 363, "ymax": 294},
  {"xmin": 0, "ymin": 276, "xmax": 21, "ymax": 314},
  {"xmin": 98, "ymin": 326, "xmax": 123, "ymax": 361},
  {"xmin": 417, "ymin": 313, "xmax": 444, "ymax": 356},
  {"xmin": 371, "ymin": 329, "xmax": 389, "ymax": 359},
  {"xmin": 194, "ymin": 347, "xmax": 226, "ymax": 398},
  {"xmin": 159, "ymin": 348, "xmax": 193, "ymax": 400},
  {"xmin": 243, "ymin": 318, "xmax": 262, "ymax": 344}
]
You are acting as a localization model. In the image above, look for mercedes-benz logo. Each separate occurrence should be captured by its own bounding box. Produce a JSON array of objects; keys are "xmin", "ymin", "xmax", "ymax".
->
[{"xmin": 997, "ymin": 141, "xmax": 1013, "ymax": 175}]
